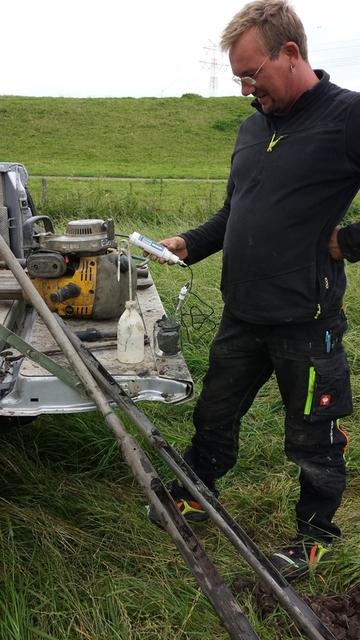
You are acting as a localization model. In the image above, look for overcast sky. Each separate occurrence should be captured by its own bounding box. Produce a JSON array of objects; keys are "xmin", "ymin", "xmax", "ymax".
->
[{"xmin": 2, "ymin": 0, "xmax": 360, "ymax": 98}]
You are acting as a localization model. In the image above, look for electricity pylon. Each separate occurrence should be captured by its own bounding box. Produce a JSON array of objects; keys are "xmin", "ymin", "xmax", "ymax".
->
[{"xmin": 200, "ymin": 41, "xmax": 228, "ymax": 96}]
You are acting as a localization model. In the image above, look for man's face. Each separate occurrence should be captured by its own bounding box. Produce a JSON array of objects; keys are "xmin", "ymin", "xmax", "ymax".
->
[{"xmin": 230, "ymin": 27, "xmax": 295, "ymax": 115}]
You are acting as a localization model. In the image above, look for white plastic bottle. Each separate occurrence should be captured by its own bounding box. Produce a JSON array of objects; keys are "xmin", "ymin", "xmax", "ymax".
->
[{"xmin": 117, "ymin": 300, "xmax": 145, "ymax": 364}]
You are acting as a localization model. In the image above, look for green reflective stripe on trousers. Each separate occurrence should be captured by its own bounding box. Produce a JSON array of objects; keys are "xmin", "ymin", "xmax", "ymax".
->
[{"xmin": 304, "ymin": 366, "xmax": 316, "ymax": 415}]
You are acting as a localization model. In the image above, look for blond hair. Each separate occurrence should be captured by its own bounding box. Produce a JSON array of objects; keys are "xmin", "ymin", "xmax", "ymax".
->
[{"xmin": 220, "ymin": 0, "xmax": 308, "ymax": 61}]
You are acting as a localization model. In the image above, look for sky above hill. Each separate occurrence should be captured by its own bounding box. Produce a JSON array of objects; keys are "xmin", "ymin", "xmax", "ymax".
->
[{"xmin": 2, "ymin": 0, "xmax": 360, "ymax": 98}]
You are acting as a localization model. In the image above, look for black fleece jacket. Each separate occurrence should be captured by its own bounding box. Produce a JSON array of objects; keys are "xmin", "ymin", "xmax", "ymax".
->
[{"xmin": 181, "ymin": 71, "xmax": 360, "ymax": 324}]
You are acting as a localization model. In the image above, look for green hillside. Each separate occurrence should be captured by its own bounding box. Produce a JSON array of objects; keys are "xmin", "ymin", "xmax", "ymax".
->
[
  {"xmin": 1, "ymin": 94, "xmax": 360, "ymax": 640},
  {"xmin": 0, "ymin": 94, "xmax": 253, "ymax": 178}
]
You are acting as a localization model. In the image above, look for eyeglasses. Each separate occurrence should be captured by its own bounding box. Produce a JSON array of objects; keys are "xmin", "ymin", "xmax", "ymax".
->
[{"xmin": 232, "ymin": 45, "xmax": 280, "ymax": 86}]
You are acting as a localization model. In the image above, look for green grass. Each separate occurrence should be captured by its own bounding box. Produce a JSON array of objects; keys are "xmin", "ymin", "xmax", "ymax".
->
[
  {"xmin": 0, "ymin": 99, "xmax": 360, "ymax": 638},
  {"xmin": 27, "ymin": 176, "xmax": 228, "ymax": 233},
  {"xmin": 0, "ymin": 95, "xmax": 253, "ymax": 178}
]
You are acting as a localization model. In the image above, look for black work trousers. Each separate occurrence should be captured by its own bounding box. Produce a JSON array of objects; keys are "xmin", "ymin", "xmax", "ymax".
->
[{"xmin": 185, "ymin": 306, "xmax": 351, "ymax": 543}]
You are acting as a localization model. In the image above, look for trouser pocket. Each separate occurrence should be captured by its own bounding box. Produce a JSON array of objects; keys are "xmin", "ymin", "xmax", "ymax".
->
[{"xmin": 304, "ymin": 350, "xmax": 353, "ymax": 423}]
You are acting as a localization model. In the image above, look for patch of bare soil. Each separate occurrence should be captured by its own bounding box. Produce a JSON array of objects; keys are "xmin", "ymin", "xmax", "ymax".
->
[{"xmin": 232, "ymin": 576, "xmax": 360, "ymax": 639}]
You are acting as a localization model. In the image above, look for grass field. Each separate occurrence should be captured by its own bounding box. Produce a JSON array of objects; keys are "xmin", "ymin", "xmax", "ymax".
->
[
  {"xmin": 0, "ymin": 96, "xmax": 359, "ymax": 639},
  {"xmin": 0, "ymin": 95, "xmax": 253, "ymax": 178}
]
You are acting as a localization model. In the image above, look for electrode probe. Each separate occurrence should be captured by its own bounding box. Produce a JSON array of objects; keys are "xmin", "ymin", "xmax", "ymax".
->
[{"xmin": 129, "ymin": 232, "xmax": 187, "ymax": 267}]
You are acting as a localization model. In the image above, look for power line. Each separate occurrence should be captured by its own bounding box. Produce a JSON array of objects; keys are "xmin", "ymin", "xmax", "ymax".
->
[
  {"xmin": 312, "ymin": 58, "xmax": 360, "ymax": 69},
  {"xmin": 309, "ymin": 38, "xmax": 360, "ymax": 68},
  {"xmin": 161, "ymin": 36, "xmax": 360, "ymax": 98},
  {"xmin": 311, "ymin": 43, "xmax": 360, "ymax": 53},
  {"xmin": 310, "ymin": 38, "xmax": 360, "ymax": 51}
]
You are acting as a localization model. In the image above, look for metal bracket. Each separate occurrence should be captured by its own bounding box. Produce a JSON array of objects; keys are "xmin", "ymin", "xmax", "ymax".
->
[{"xmin": 0, "ymin": 323, "xmax": 87, "ymax": 398}]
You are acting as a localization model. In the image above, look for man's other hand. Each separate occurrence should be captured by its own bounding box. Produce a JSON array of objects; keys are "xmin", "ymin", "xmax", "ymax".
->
[{"xmin": 328, "ymin": 228, "xmax": 344, "ymax": 260}]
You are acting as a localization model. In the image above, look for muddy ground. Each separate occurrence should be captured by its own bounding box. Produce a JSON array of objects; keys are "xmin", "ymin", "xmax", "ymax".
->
[{"xmin": 232, "ymin": 576, "xmax": 360, "ymax": 639}]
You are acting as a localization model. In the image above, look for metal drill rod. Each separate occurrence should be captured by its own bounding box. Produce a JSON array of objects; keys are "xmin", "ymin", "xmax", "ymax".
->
[
  {"xmin": 55, "ymin": 316, "xmax": 336, "ymax": 640},
  {"xmin": 0, "ymin": 234, "xmax": 259, "ymax": 640}
]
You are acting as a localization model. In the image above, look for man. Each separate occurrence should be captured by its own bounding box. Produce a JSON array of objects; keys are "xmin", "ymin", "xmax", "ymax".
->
[{"xmin": 145, "ymin": 0, "xmax": 360, "ymax": 581}]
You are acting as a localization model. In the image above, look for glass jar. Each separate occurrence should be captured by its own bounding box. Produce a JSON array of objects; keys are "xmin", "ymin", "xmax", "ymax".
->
[{"xmin": 153, "ymin": 315, "xmax": 181, "ymax": 358}]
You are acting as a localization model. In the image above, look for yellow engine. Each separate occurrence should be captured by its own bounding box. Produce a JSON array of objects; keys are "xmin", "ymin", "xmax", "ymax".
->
[{"xmin": 23, "ymin": 217, "xmax": 136, "ymax": 319}]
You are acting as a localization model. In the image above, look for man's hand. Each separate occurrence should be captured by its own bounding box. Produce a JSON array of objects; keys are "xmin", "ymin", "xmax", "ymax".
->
[
  {"xmin": 328, "ymin": 228, "xmax": 344, "ymax": 260},
  {"xmin": 147, "ymin": 236, "xmax": 188, "ymax": 264}
]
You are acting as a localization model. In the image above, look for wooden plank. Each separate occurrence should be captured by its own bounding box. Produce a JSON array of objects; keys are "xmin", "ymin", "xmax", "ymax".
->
[{"xmin": 0, "ymin": 272, "xmax": 23, "ymax": 300}]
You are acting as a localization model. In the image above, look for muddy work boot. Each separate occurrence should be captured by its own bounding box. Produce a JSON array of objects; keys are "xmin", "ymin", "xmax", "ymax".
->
[
  {"xmin": 269, "ymin": 537, "xmax": 332, "ymax": 582},
  {"xmin": 143, "ymin": 480, "xmax": 215, "ymax": 527}
]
